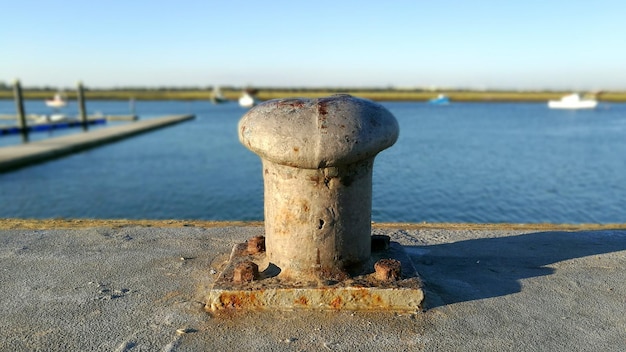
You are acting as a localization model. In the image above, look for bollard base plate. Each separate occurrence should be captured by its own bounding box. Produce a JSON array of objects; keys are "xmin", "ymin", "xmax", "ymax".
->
[{"xmin": 205, "ymin": 238, "xmax": 424, "ymax": 312}]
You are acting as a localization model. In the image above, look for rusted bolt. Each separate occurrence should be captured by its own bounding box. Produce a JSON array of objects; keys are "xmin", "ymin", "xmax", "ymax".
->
[
  {"xmin": 233, "ymin": 261, "xmax": 259, "ymax": 283},
  {"xmin": 239, "ymin": 94, "xmax": 399, "ymax": 280},
  {"xmin": 374, "ymin": 259, "xmax": 402, "ymax": 281},
  {"xmin": 246, "ymin": 236, "xmax": 266, "ymax": 254}
]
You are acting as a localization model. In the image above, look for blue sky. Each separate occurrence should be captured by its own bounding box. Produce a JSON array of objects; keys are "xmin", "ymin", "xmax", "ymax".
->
[{"xmin": 2, "ymin": 0, "xmax": 625, "ymax": 90}]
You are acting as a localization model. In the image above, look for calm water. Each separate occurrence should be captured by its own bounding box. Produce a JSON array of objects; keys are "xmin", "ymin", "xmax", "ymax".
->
[{"xmin": 1, "ymin": 99, "xmax": 625, "ymax": 224}]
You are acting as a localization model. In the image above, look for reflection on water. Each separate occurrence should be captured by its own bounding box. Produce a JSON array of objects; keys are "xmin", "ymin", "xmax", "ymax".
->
[{"xmin": 1, "ymin": 99, "xmax": 625, "ymax": 223}]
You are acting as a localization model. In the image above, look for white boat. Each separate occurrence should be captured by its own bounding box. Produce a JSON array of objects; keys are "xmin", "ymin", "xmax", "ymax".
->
[
  {"xmin": 548, "ymin": 93, "xmax": 597, "ymax": 109},
  {"xmin": 238, "ymin": 91, "xmax": 258, "ymax": 108},
  {"xmin": 35, "ymin": 114, "xmax": 74, "ymax": 123},
  {"xmin": 210, "ymin": 86, "xmax": 228, "ymax": 104},
  {"xmin": 45, "ymin": 93, "xmax": 67, "ymax": 109}
]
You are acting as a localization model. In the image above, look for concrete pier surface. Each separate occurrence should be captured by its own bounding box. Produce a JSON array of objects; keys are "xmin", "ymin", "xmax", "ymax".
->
[
  {"xmin": 0, "ymin": 114, "xmax": 194, "ymax": 172},
  {"xmin": 0, "ymin": 220, "xmax": 624, "ymax": 351}
]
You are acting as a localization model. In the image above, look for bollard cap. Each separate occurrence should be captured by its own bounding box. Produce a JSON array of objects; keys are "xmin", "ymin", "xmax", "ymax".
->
[{"xmin": 238, "ymin": 94, "xmax": 399, "ymax": 169}]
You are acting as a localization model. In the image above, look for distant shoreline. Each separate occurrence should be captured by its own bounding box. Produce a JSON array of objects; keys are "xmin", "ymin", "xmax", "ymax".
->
[{"xmin": 1, "ymin": 88, "xmax": 626, "ymax": 102}]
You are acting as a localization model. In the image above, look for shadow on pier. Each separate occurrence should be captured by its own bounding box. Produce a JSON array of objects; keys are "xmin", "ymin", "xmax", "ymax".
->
[{"xmin": 406, "ymin": 230, "xmax": 626, "ymax": 308}]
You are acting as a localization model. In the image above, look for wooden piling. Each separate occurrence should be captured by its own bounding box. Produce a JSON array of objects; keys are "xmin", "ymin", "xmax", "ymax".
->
[
  {"xmin": 77, "ymin": 81, "xmax": 88, "ymax": 131},
  {"xmin": 12, "ymin": 80, "xmax": 28, "ymax": 143}
]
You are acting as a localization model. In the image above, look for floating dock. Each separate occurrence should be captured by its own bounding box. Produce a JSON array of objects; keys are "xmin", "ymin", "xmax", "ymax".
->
[
  {"xmin": 0, "ymin": 118, "xmax": 107, "ymax": 135},
  {"xmin": 0, "ymin": 114, "xmax": 194, "ymax": 172}
]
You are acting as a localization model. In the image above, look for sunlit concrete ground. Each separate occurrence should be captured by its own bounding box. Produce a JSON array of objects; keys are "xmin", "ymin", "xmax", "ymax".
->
[{"xmin": 0, "ymin": 220, "xmax": 624, "ymax": 351}]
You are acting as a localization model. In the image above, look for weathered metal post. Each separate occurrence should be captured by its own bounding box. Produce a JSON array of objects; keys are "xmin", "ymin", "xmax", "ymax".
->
[
  {"xmin": 129, "ymin": 97, "xmax": 136, "ymax": 116},
  {"xmin": 77, "ymin": 81, "xmax": 88, "ymax": 131},
  {"xmin": 13, "ymin": 79, "xmax": 28, "ymax": 143},
  {"xmin": 238, "ymin": 94, "xmax": 399, "ymax": 280},
  {"xmin": 207, "ymin": 94, "xmax": 424, "ymax": 311}
]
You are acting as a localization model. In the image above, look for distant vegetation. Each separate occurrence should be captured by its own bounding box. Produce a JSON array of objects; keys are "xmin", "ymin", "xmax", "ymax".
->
[{"xmin": 1, "ymin": 84, "xmax": 626, "ymax": 102}]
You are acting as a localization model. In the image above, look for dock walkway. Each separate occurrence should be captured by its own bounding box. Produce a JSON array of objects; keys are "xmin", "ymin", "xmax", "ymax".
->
[
  {"xmin": 0, "ymin": 222, "xmax": 624, "ymax": 351},
  {"xmin": 0, "ymin": 117, "xmax": 107, "ymax": 135},
  {"xmin": 0, "ymin": 114, "xmax": 194, "ymax": 172}
]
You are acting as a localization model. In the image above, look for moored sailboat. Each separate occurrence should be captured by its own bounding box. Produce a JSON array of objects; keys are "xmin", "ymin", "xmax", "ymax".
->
[
  {"xmin": 238, "ymin": 88, "xmax": 259, "ymax": 108},
  {"xmin": 45, "ymin": 92, "xmax": 67, "ymax": 109}
]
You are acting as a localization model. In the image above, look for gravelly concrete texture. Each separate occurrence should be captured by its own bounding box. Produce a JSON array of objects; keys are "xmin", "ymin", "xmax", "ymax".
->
[{"xmin": 0, "ymin": 224, "xmax": 624, "ymax": 351}]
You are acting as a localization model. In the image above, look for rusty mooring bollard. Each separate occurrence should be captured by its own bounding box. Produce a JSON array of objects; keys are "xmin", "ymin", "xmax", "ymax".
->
[{"xmin": 238, "ymin": 94, "xmax": 399, "ymax": 280}]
